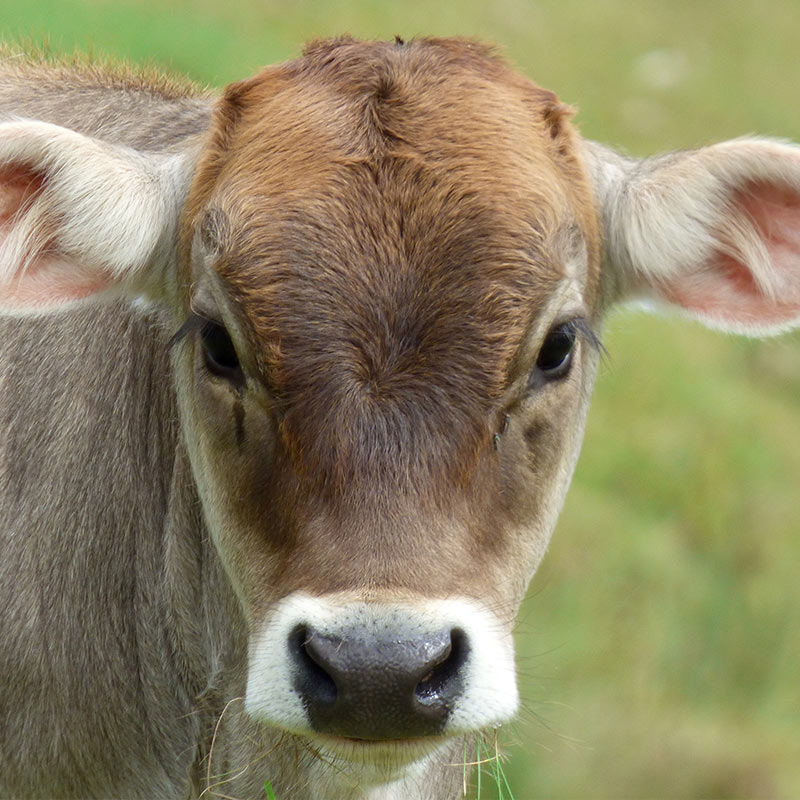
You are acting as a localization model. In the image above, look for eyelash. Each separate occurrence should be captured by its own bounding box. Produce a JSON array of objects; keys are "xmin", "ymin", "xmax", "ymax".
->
[{"xmin": 170, "ymin": 313, "xmax": 244, "ymax": 385}]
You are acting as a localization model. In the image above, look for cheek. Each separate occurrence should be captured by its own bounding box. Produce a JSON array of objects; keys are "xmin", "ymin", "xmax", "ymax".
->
[
  {"xmin": 195, "ymin": 446, "xmax": 288, "ymax": 618},
  {"xmin": 505, "ymin": 397, "xmax": 582, "ymax": 520},
  {"xmin": 178, "ymin": 356, "xmax": 288, "ymax": 614},
  {"xmin": 499, "ymin": 375, "xmax": 597, "ymax": 588}
]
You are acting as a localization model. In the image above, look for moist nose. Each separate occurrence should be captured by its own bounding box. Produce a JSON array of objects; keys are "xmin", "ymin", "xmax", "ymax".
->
[{"xmin": 289, "ymin": 624, "xmax": 470, "ymax": 740}]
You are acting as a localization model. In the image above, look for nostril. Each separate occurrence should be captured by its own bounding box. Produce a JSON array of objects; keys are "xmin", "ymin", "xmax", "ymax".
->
[
  {"xmin": 289, "ymin": 625, "xmax": 337, "ymax": 705},
  {"xmin": 415, "ymin": 628, "xmax": 469, "ymax": 706}
]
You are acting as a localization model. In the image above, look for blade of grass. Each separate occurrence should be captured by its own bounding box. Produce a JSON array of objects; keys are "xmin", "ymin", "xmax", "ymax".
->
[{"xmin": 475, "ymin": 739, "xmax": 482, "ymax": 799}]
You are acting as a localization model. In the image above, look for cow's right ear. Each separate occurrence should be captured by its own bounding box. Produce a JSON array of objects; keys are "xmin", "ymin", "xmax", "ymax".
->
[{"xmin": 0, "ymin": 120, "xmax": 190, "ymax": 314}]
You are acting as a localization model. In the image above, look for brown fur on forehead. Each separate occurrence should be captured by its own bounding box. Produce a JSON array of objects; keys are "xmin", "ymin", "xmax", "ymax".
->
[
  {"xmin": 181, "ymin": 37, "xmax": 600, "ymax": 503},
  {"xmin": 182, "ymin": 37, "xmax": 599, "ymax": 249}
]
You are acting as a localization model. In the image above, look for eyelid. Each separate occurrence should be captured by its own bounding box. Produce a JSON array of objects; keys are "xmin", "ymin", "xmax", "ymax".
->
[
  {"xmin": 169, "ymin": 306, "xmax": 231, "ymax": 350},
  {"xmin": 168, "ymin": 312, "xmax": 206, "ymax": 349}
]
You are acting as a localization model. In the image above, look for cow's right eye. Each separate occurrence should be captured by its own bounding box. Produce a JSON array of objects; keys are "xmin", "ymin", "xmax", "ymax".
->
[{"xmin": 201, "ymin": 320, "xmax": 242, "ymax": 383}]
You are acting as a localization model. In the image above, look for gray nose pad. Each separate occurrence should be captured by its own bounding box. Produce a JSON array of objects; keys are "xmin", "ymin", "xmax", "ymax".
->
[{"xmin": 289, "ymin": 624, "xmax": 469, "ymax": 740}]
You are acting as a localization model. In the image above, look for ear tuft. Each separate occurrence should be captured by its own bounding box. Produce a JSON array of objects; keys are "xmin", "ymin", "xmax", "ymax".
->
[
  {"xmin": 541, "ymin": 99, "xmax": 575, "ymax": 140},
  {"xmin": 536, "ymin": 92, "xmax": 577, "ymax": 161},
  {"xmin": 0, "ymin": 164, "xmax": 46, "ymax": 225}
]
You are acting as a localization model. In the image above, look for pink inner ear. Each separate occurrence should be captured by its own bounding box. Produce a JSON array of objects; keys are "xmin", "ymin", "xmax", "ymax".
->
[
  {"xmin": 663, "ymin": 180, "xmax": 800, "ymax": 330},
  {"xmin": 740, "ymin": 181, "xmax": 800, "ymax": 290},
  {"xmin": 2, "ymin": 257, "xmax": 114, "ymax": 309},
  {"xmin": 0, "ymin": 165, "xmax": 45, "ymax": 227},
  {"xmin": 0, "ymin": 164, "xmax": 116, "ymax": 310}
]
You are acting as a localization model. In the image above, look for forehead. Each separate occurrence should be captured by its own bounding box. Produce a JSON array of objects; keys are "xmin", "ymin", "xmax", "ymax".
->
[
  {"xmin": 219, "ymin": 42, "xmax": 575, "ymax": 189},
  {"xmin": 193, "ymin": 40, "xmax": 596, "ymax": 233},
  {"xmin": 191, "ymin": 38, "xmax": 598, "ymax": 320}
]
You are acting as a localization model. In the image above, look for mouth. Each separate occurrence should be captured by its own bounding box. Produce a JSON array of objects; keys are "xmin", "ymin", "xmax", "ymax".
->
[{"xmin": 311, "ymin": 733, "xmax": 451, "ymax": 766}]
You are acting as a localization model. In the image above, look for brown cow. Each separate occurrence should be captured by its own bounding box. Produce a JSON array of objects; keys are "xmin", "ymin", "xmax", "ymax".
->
[{"xmin": 0, "ymin": 37, "xmax": 798, "ymax": 800}]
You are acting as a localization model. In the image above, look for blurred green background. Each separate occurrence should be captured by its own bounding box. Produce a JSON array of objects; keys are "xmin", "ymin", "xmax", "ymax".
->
[{"xmin": 5, "ymin": 1, "xmax": 798, "ymax": 797}]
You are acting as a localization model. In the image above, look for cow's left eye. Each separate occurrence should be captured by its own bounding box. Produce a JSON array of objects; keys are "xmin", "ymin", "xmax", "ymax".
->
[
  {"xmin": 201, "ymin": 320, "xmax": 242, "ymax": 382},
  {"xmin": 531, "ymin": 322, "xmax": 577, "ymax": 384}
]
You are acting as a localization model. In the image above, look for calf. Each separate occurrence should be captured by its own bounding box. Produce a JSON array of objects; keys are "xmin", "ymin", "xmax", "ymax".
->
[{"xmin": 0, "ymin": 37, "xmax": 798, "ymax": 800}]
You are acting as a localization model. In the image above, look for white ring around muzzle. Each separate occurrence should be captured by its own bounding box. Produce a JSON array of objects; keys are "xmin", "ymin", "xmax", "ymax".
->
[{"xmin": 245, "ymin": 592, "xmax": 519, "ymax": 738}]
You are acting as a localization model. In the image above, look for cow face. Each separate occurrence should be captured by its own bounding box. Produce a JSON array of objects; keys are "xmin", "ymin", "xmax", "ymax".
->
[{"xmin": 174, "ymin": 38, "xmax": 602, "ymax": 752}]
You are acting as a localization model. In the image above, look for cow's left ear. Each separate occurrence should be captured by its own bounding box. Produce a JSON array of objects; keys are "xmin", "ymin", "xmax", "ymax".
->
[
  {"xmin": 584, "ymin": 137, "xmax": 800, "ymax": 335},
  {"xmin": 0, "ymin": 120, "xmax": 191, "ymax": 314}
]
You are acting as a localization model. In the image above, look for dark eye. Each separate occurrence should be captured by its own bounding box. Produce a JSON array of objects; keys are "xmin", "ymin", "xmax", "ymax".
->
[
  {"xmin": 532, "ymin": 322, "xmax": 578, "ymax": 384},
  {"xmin": 201, "ymin": 320, "xmax": 242, "ymax": 382}
]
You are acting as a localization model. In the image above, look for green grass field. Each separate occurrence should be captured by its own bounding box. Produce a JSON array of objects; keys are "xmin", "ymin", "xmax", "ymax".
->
[{"xmin": 4, "ymin": 1, "xmax": 799, "ymax": 797}]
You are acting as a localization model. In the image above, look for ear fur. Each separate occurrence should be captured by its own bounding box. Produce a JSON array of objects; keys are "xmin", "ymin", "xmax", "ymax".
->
[
  {"xmin": 0, "ymin": 119, "xmax": 189, "ymax": 314},
  {"xmin": 585, "ymin": 137, "xmax": 800, "ymax": 335}
]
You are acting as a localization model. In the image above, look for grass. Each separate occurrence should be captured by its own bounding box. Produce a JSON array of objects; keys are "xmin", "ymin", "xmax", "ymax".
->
[
  {"xmin": 473, "ymin": 736, "xmax": 517, "ymax": 800},
  {"xmin": 3, "ymin": 1, "xmax": 799, "ymax": 797}
]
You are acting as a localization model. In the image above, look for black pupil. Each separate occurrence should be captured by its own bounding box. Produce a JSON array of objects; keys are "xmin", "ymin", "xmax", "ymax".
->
[
  {"xmin": 536, "ymin": 324, "xmax": 576, "ymax": 372},
  {"xmin": 201, "ymin": 321, "xmax": 239, "ymax": 373}
]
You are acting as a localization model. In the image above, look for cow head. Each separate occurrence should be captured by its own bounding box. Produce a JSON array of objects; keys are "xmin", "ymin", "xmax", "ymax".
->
[
  {"xmin": 1, "ymin": 36, "xmax": 799, "ymax": 782},
  {"xmin": 172, "ymin": 40, "xmax": 605, "ymax": 753}
]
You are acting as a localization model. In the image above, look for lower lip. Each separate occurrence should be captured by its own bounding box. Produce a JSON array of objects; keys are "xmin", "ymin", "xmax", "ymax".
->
[{"xmin": 314, "ymin": 734, "xmax": 448, "ymax": 760}]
